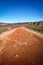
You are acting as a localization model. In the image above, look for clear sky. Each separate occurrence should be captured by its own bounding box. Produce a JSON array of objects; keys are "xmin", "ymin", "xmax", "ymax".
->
[{"xmin": 0, "ymin": 0, "xmax": 43, "ymax": 23}]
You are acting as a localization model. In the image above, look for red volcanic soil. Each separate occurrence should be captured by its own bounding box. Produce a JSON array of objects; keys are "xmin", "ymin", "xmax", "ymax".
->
[{"xmin": 0, "ymin": 27, "xmax": 43, "ymax": 65}]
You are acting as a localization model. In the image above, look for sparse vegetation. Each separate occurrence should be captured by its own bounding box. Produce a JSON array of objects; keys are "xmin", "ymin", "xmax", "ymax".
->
[
  {"xmin": 0, "ymin": 27, "xmax": 8, "ymax": 33},
  {"xmin": 0, "ymin": 21, "xmax": 43, "ymax": 33},
  {"xmin": 31, "ymin": 27, "xmax": 43, "ymax": 33}
]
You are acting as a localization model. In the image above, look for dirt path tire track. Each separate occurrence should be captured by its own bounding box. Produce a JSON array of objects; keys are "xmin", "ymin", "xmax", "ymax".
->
[
  {"xmin": 0, "ymin": 27, "xmax": 43, "ymax": 65},
  {"xmin": 0, "ymin": 27, "xmax": 43, "ymax": 39}
]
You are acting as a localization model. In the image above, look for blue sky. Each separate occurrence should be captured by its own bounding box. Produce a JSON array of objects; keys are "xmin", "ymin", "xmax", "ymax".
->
[{"xmin": 0, "ymin": 0, "xmax": 43, "ymax": 23}]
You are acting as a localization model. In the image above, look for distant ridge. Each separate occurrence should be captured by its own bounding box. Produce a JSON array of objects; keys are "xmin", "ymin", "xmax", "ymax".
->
[
  {"xmin": 0, "ymin": 21, "xmax": 43, "ymax": 23},
  {"xmin": 0, "ymin": 21, "xmax": 43, "ymax": 27}
]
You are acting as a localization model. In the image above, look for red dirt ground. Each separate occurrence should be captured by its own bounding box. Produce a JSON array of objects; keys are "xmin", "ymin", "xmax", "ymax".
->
[{"xmin": 0, "ymin": 27, "xmax": 43, "ymax": 65}]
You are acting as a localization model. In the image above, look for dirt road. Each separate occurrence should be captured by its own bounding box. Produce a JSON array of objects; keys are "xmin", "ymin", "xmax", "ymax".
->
[{"xmin": 0, "ymin": 27, "xmax": 43, "ymax": 65}]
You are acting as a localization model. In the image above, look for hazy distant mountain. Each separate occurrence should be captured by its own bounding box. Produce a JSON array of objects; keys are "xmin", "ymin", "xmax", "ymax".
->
[{"xmin": 0, "ymin": 21, "xmax": 43, "ymax": 27}]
